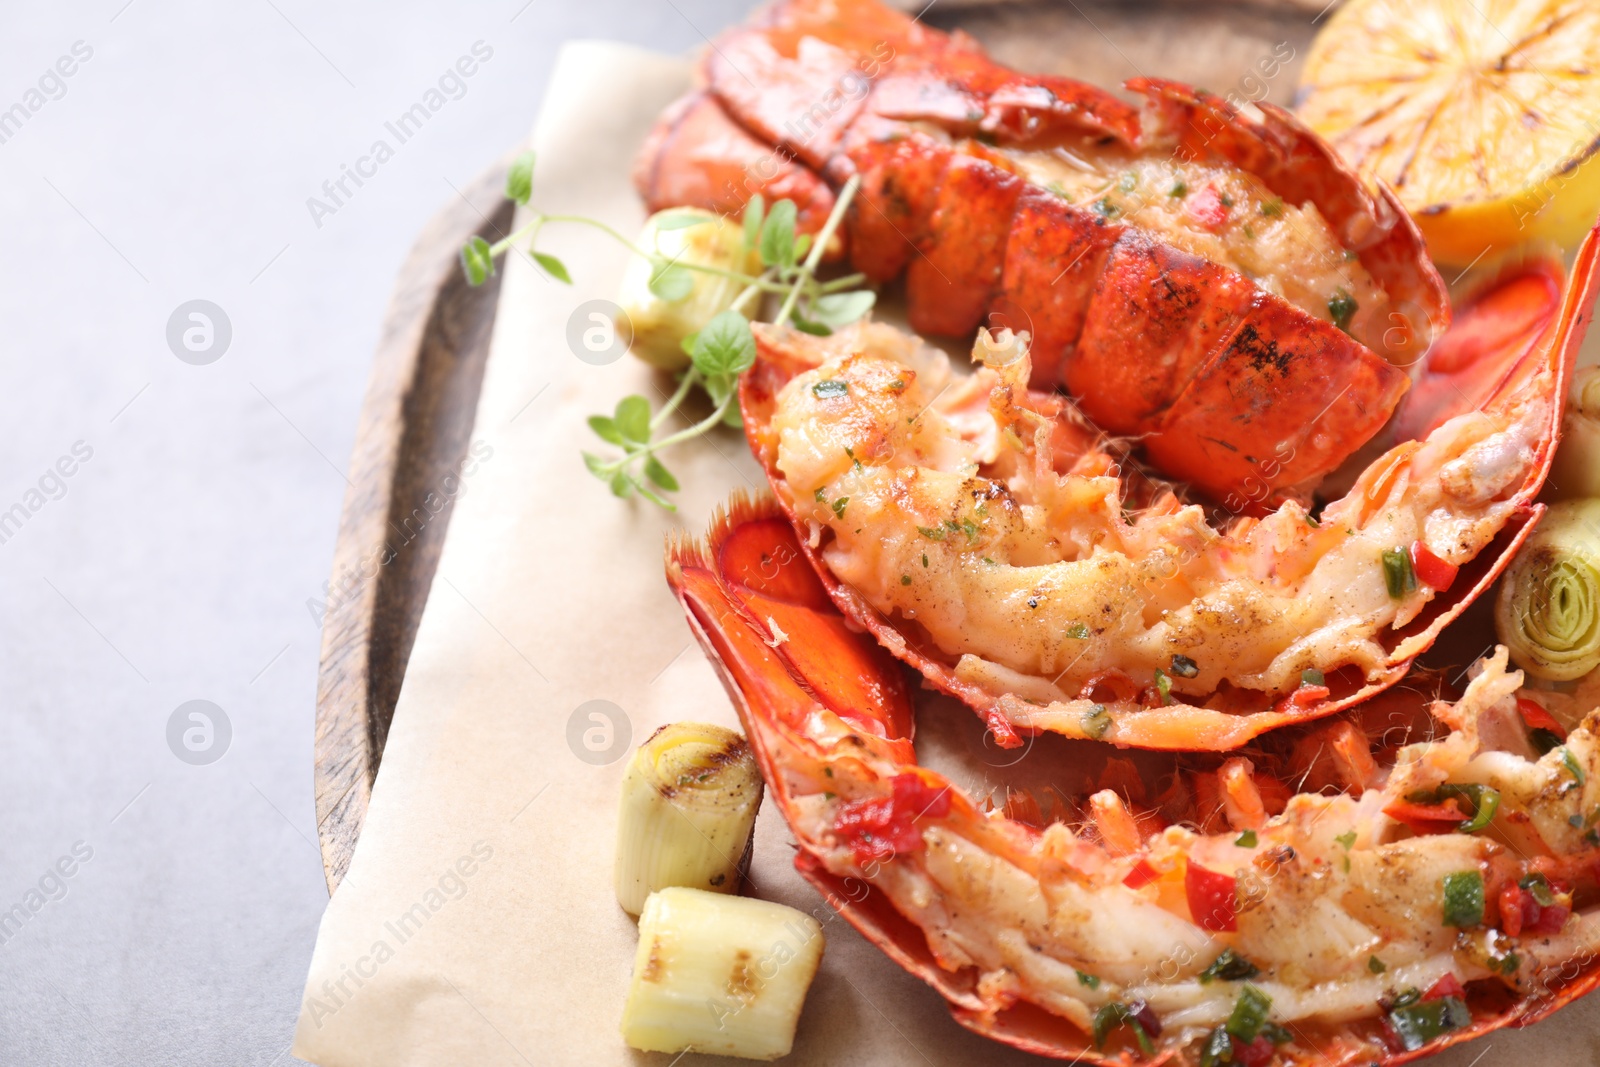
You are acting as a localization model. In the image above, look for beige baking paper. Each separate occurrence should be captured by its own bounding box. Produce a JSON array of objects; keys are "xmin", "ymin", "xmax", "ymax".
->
[{"xmin": 293, "ymin": 39, "xmax": 1600, "ymax": 1067}]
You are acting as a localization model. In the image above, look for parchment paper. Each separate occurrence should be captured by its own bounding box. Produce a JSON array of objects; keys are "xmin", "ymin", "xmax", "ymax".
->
[{"xmin": 293, "ymin": 39, "xmax": 1600, "ymax": 1067}]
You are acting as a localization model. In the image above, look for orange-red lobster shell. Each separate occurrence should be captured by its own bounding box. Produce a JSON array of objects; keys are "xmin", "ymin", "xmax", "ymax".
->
[
  {"xmin": 669, "ymin": 496, "xmax": 1600, "ymax": 1064},
  {"xmin": 635, "ymin": 0, "xmax": 1451, "ymax": 503},
  {"xmin": 736, "ymin": 236, "xmax": 1599, "ymax": 752}
]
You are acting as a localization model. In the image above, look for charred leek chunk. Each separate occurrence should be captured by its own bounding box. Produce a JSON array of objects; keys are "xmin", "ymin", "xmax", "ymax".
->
[
  {"xmin": 614, "ymin": 723, "xmax": 763, "ymax": 916},
  {"xmin": 1549, "ymin": 368, "xmax": 1600, "ymax": 500},
  {"xmin": 1495, "ymin": 499, "xmax": 1600, "ymax": 680},
  {"xmin": 617, "ymin": 209, "xmax": 762, "ymax": 370},
  {"xmin": 621, "ymin": 887, "xmax": 824, "ymax": 1060}
]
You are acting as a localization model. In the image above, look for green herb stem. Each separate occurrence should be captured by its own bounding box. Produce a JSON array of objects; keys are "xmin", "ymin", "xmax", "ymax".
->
[{"xmin": 775, "ymin": 174, "xmax": 860, "ymax": 326}]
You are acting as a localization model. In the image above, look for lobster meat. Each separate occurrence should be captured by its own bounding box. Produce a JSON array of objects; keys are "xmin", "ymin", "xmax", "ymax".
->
[
  {"xmin": 734, "ymin": 236, "xmax": 1599, "ymax": 751},
  {"xmin": 669, "ymin": 497, "xmax": 1600, "ymax": 1064},
  {"xmin": 635, "ymin": 0, "xmax": 1452, "ymax": 504}
]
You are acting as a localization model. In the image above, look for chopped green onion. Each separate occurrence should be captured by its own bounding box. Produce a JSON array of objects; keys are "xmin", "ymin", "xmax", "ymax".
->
[
  {"xmin": 1154, "ymin": 668, "xmax": 1173, "ymax": 705},
  {"xmin": 1225, "ymin": 985, "xmax": 1272, "ymax": 1043},
  {"xmin": 1169, "ymin": 180, "xmax": 1188, "ymax": 198},
  {"xmin": 831, "ymin": 496, "xmax": 849, "ymax": 519},
  {"xmin": 1442, "ymin": 870, "xmax": 1485, "ymax": 928},
  {"xmin": 1234, "ymin": 830, "xmax": 1258, "ymax": 849},
  {"xmin": 1368, "ymin": 955, "xmax": 1386, "ymax": 974},
  {"xmin": 1199, "ymin": 948, "xmax": 1260, "ymax": 984},
  {"xmin": 1520, "ymin": 873, "xmax": 1556, "ymax": 906},
  {"xmin": 811, "ymin": 379, "xmax": 849, "ymax": 399},
  {"xmin": 1329, "ymin": 288, "xmax": 1358, "ymax": 333},
  {"xmin": 1198, "ymin": 1026, "xmax": 1232, "ymax": 1067},
  {"xmin": 1383, "ymin": 547, "xmax": 1417, "ymax": 598},
  {"xmin": 1067, "ymin": 623, "xmax": 1090, "ymax": 639},
  {"xmin": 1560, "ymin": 747, "xmax": 1587, "ymax": 786},
  {"xmin": 1335, "ymin": 829, "xmax": 1356, "ymax": 850},
  {"xmin": 1083, "ymin": 704, "xmax": 1112, "ymax": 740},
  {"xmin": 1387, "ymin": 996, "xmax": 1471, "ymax": 1051},
  {"xmin": 1092, "ymin": 1003, "xmax": 1154, "ymax": 1054},
  {"xmin": 1439, "ymin": 784, "xmax": 1500, "ymax": 833},
  {"xmin": 1076, "ymin": 970, "xmax": 1101, "ymax": 989},
  {"xmin": 1301, "ymin": 667, "xmax": 1326, "ymax": 687}
]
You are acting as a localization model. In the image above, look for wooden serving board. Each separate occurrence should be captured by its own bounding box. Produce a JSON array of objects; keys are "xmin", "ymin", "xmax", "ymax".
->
[{"xmin": 313, "ymin": 3, "xmax": 1329, "ymax": 891}]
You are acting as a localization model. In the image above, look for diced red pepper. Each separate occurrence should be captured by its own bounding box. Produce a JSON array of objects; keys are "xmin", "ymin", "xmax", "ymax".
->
[
  {"xmin": 1383, "ymin": 797, "xmax": 1469, "ymax": 835},
  {"xmin": 1423, "ymin": 973, "xmax": 1466, "ymax": 1001},
  {"xmin": 1188, "ymin": 185, "xmax": 1229, "ymax": 231},
  {"xmin": 1123, "ymin": 859, "xmax": 1160, "ymax": 889},
  {"xmin": 1498, "ymin": 883, "xmax": 1528, "ymax": 938},
  {"xmin": 1185, "ymin": 862, "xmax": 1238, "ymax": 932},
  {"xmin": 1532, "ymin": 902, "xmax": 1572, "ymax": 934},
  {"xmin": 833, "ymin": 773, "xmax": 951, "ymax": 865},
  {"xmin": 1495, "ymin": 882, "xmax": 1572, "ymax": 937},
  {"xmin": 1410, "ymin": 541, "xmax": 1458, "ymax": 591},
  {"xmin": 1517, "ymin": 697, "xmax": 1567, "ymax": 739},
  {"xmin": 1234, "ymin": 1035, "xmax": 1277, "ymax": 1067}
]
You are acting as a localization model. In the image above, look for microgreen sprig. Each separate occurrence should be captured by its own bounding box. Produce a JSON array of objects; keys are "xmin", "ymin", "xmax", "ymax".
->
[{"xmin": 459, "ymin": 151, "xmax": 872, "ymax": 509}]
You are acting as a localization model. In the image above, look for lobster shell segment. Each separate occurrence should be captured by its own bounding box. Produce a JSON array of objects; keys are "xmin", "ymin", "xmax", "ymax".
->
[
  {"xmin": 668, "ymin": 495, "xmax": 1600, "ymax": 1064},
  {"xmin": 636, "ymin": 0, "xmax": 1452, "ymax": 504},
  {"xmin": 736, "ymin": 230, "xmax": 1600, "ymax": 753}
]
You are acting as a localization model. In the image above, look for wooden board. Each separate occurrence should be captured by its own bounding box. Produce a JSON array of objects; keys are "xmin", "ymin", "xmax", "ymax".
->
[
  {"xmin": 313, "ymin": 156, "xmax": 512, "ymax": 893},
  {"xmin": 312, "ymin": 3, "xmax": 1328, "ymax": 892}
]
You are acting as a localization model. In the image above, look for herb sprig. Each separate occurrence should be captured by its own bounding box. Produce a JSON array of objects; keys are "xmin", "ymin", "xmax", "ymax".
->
[{"xmin": 459, "ymin": 152, "xmax": 872, "ymax": 509}]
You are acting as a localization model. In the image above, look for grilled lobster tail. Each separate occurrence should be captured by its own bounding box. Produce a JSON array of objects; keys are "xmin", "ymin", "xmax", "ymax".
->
[{"xmin": 636, "ymin": 0, "xmax": 1451, "ymax": 504}]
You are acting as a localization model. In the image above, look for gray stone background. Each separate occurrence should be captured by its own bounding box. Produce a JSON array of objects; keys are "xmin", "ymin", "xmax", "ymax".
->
[{"xmin": 0, "ymin": 2, "xmax": 749, "ymax": 1063}]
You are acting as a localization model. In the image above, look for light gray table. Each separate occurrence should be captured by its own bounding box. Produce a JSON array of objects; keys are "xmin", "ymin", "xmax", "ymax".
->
[{"xmin": 0, "ymin": 3, "xmax": 751, "ymax": 1063}]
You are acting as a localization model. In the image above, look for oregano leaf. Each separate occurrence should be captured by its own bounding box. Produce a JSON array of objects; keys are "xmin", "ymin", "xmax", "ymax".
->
[
  {"xmin": 532, "ymin": 251, "xmax": 571, "ymax": 284},
  {"xmin": 505, "ymin": 151, "xmax": 535, "ymax": 205},
  {"xmin": 645, "ymin": 456, "xmax": 680, "ymax": 491},
  {"xmin": 460, "ymin": 236, "xmax": 494, "ymax": 287},
  {"xmin": 614, "ymin": 395, "xmax": 651, "ymax": 444},
  {"xmin": 648, "ymin": 262, "xmax": 694, "ymax": 302},
  {"xmin": 759, "ymin": 199, "xmax": 797, "ymax": 267},
  {"xmin": 587, "ymin": 415, "xmax": 623, "ymax": 445},
  {"xmin": 690, "ymin": 310, "xmax": 757, "ymax": 378}
]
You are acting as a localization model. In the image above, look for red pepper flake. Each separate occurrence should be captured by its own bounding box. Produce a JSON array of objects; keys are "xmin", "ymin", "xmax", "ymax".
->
[
  {"xmin": 1410, "ymin": 541, "xmax": 1458, "ymax": 591},
  {"xmin": 984, "ymin": 707, "xmax": 1024, "ymax": 749},
  {"xmin": 1188, "ymin": 184, "xmax": 1230, "ymax": 231},
  {"xmin": 1517, "ymin": 697, "xmax": 1567, "ymax": 739},
  {"xmin": 1124, "ymin": 858, "xmax": 1161, "ymax": 889},
  {"xmin": 1423, "ymin": 973, "xmax": 1465, "ymax": 1001},
  {"xmin": 1383, "ymin": 797, "xmax": 1470, "ymax": 835},
  {"xmin": 1185, "ymin": 861, "xmax": 1238, "ymax": 931},
  {"xmin": 833, "ymin": 773, "xmax": 951, "ymax": 865},
  {"xmin": 1272, "ymin": 683, "xmax": 1330, "ymax": 714},
  {"xmin": 1234, "ymin": 1035, "xmax": 1277, "ymax": 1067}
]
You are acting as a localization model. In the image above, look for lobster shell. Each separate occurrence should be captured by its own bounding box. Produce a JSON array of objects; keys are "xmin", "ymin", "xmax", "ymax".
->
[
  {"xmin": 636, "ymin": 0, "xmax": 1451, "ymax": 503},
  {"xmin": 736, "ymin": 232, "xmax": 1600, "ymax": 751},
  {"xmin": 668, "ymin": 493, "xmax": 1600, "ymax": 1064}
]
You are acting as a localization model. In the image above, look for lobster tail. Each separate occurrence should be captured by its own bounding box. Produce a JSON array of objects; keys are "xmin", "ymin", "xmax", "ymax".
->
[{"xmin": 635, "ymin": 0, "xmax": 1450, "ymax": 505}]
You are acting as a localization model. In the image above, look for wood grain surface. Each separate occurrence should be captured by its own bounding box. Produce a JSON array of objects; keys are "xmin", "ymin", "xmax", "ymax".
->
[{"xmin": 314, "ymin": 157, "xmax": 513, "ymax": 894}]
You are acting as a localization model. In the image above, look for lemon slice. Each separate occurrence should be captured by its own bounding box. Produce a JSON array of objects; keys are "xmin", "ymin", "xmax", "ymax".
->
[{"xmin": 1296, "ymin": 0, "xmax": 1600, "ymax": 266}]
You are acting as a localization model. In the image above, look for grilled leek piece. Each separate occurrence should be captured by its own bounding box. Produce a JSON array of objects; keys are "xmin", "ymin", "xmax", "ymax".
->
[
  {"xmin": 618, "ymin": 209, "xmax": 760, "ymax": 370},
  {"xmin": 621, "ymin": 886, "xmax": 824, "ymax": 1060},
  {"xmin": 614, "ymin": 722, "xmax": 763, "ymax": 916}
]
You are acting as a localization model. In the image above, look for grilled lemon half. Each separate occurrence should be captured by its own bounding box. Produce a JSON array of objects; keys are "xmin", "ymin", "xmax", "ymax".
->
[{"xmin": 1297, "ymin": 0, "xmax": 1600, "ymax": 266}]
